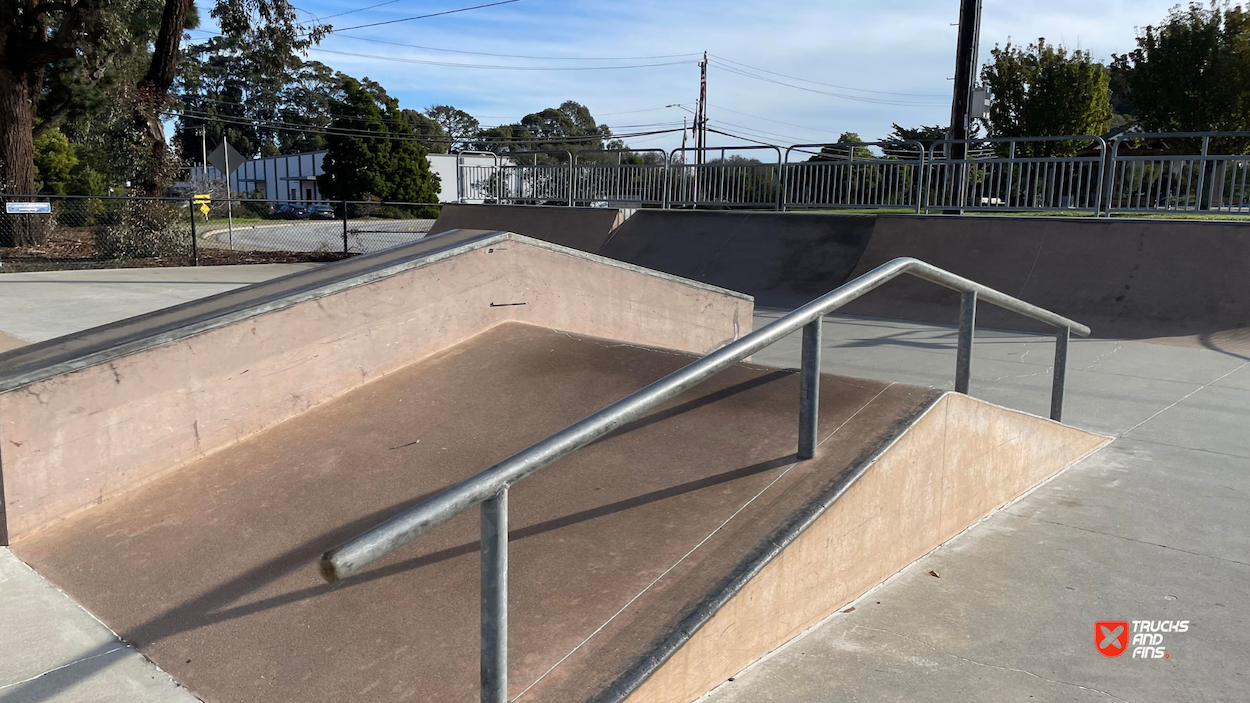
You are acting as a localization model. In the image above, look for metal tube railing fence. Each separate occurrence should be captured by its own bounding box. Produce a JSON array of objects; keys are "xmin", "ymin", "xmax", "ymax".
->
[
  {"xmin": 453, "ymin": 132, "xmax": 1250, "ymax": 217},
  {"xmin": 667, "ymin": 145, "xmax": 784, "ymax": 210},
  {"xmin": 925, "ymin": 136, "xmax": 1107, "ymax": 214},
  {"xmin": 572, "ymin": 149, "xmax": 669, "ymax": 207},
  {"xmin": 318, "ymin": 256, "xmax": 1091, "ymax": 703},
  {"xmin": 782, "ymin": 141, "xmax": 926, "ymax": 213}
]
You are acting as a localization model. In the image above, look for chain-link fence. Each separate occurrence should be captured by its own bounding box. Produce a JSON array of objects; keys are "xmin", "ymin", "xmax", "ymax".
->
[{"xmin": 0, "ymin": 195, "xmax": 441, "ymax": 273}]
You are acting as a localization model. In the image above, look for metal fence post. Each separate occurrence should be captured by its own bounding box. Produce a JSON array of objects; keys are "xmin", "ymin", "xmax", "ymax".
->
[
  {"xmin": 341, "ymin": 200, "xmax": 349, "ymax": 255},
  {"xmin": 1050, "ymin": 327, "xmax": 1070, "ymax": 422},
  {"xmin": 798, "ymin": 318, "xmax": 822, "ymax": 460},
  {"xmin": 955, "ymin": 291, "xmax": 976, "ymax": 394},
  {"xmin": 480, "ymin": 489, "xmax": 509, "ymax": 703},
  {"xmin": 188, "ymin": 197, "xmax": 199, "ymax": 266},
  {"xmin": 1195, "ymin": 135, "xmax": 1211, "ymax": 212}
]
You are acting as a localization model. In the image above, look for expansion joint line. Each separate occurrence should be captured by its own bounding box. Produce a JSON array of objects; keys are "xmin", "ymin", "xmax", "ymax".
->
[
  {"xmin": 1119, "ymin": 360, "xmax": 1249, "ymax": 438},
  {"xmin": 511, "ymin": 383, "xmax": 896, "ymax": 701}
]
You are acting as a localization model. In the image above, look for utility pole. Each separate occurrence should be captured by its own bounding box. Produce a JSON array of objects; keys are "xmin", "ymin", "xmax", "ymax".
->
[
  {"xmin": 947, "ymin": 0, "xmax": 983, "ymax": 211},
  {"xmin": 697, "ymin": 51, "xmax": 708, "ymax": 166},
  {"xmin": 949, "ymin": 0, "xmax": 983, "ymax": 160},
  {"xmin": 691, "ymin": 51, "xmax": 708, "ymax": 207}
]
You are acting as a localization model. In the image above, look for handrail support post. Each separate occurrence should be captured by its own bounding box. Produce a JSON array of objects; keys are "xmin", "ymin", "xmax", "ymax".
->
[
  {"xmin": 481, "ymin": 488, "xmax": 508, "ymax": 703},
  {"xmin": 955, "ymin": 291, "xmax": 976, "ymax": 394},
  {"xmin": 798, "ymin": 318, "xmax": 822, "ymax": 460},
  {"xmin": 1050, "ymin": 327, "xmax": 1070, "ymax": 422}
]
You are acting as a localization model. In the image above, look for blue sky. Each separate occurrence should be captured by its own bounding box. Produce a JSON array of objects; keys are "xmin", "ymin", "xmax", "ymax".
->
[{"xmin": 196, "ymin": 0, "xmax": 1182, "ymax": 151}]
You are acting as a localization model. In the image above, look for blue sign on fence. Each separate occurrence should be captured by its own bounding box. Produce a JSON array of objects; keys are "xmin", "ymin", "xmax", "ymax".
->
[{"xmin": 5, "ymin": 202, "xmax": 52, "ymax": 214}]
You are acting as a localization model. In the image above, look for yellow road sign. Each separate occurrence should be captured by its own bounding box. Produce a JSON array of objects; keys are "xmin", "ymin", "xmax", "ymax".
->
[
  {"xmin": 194, "ymin": 194, "xmax": 211, "ymax": 203},
  {"xmin": 199, "ymin": 204, "xmax": 210, "ymax": 215}
]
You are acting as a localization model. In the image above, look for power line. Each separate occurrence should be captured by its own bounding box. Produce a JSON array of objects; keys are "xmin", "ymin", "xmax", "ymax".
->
[
  {"xmin": 705, "ymin": 117, "xmax": 809, "ymax": 144},
  {"xmin": 186, "ymin": 28, "xmax": 701, "ymax": 62},
  {"xmin": 330, "ymin": 0, "xmax": 522, "ymax": 32},
  {"xmin": 185, "ymin": 95, "xmax": 689, "ymax": 134},
  {"xmin": 707, "ymin": 103, "xmax": 844, "ymax": 137},
  {"xmin": 710, "ymin": 54, "xmax": 947, "ymax": 98},
  {"xmin": 330, "ymin": 34, "xmax": 702, "ymax": 61},
  {"xmin": 308, "ymin": 47, "xmax": 698, "ymax": 71},
  {"xmin": 307, "ymin": 0, "xmax": 410, "ymax": 22},
  {"xmin": 708, "ymin": 60, "xmax": 947, "ymax": 107},
  {"xmin": 168, "ymin": 108, "xmax": 685, "ymax": 144}
]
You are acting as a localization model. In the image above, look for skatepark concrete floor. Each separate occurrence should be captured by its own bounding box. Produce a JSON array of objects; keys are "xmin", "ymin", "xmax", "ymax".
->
[
  {"xmin": 701, "ymin": 309, "xmax": 1250, "ymax": 703},
  {"xmin": 0, "ymin": 264, "xmax": 316, "ymax": 344},
  {"xmin": 0, "ymin": 271, "xmax": 1246, "ymax": 702}
]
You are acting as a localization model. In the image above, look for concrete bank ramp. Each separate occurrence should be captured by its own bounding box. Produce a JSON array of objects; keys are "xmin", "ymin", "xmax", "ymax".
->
[
  {"xmin": 9, "ymin": 325, "xmax": 1103, "ymax": 703},
  {"xmin": 0, "ymin": 230, "xmax": 752, "ymax": 543},
  {"xmin": 433, "ymin": 206, "xmax": 1250, "ymax": 346}
]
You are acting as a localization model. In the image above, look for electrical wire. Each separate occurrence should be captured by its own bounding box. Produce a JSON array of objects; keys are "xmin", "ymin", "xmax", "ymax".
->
[
  {"xmin": 709, "ymin": 59, "xmax": 947, "ymax": 107},
  {"xmin": 306, "ymin": 0, "xmax": 411, "ymax": 23},
  {"xmin": 710, "ymin": 54, "xmax": 947, "ymax": 98},
  {"xmin": 186, "ymin": 27, "xmax": 701, "ymax": 62},
  {"xmin": 330, "ymin": 34, "xmax": 702, "ymax": 61},
  {"xmin": 329, "ymin": 0, "xmax": 522, "ymax": 32},
  {"xmin": 707, "ymin": 103, "xmax": 844, "ymax": 137},
  {"xmin": 307, "ymin": 46, "xmax": 698, "ymax": 70},
  {"xmin": 167, "ymin": 108, "xmax": 685, "ymax": 144}
]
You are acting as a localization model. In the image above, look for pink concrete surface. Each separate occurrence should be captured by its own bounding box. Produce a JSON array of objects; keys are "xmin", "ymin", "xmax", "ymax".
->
[{"xmin": 0, "ymin": 235, "xmax": 752, "ymax": 542}]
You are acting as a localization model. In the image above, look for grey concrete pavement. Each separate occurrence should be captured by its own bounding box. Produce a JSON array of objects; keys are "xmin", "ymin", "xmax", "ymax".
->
[
  {"xmin": 200, "ymin": 218, "xmax": 432, "ymax": 254},
  {"xmin": 701, "ymin": 310, "xmax": 1250, "ymax": 703},
  {"xmin": 0, "ymin": 549, "xmax": 198, "ymax": 703},
  {"xmin": 0, "ymin": 264, "xmax": 317, "ymax": 343}
]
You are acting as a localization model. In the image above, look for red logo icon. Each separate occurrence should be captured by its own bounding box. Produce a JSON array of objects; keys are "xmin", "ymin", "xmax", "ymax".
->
[{"xmin": 1097, "ymin": 621, "xmax": 1129, "ymax": 658}]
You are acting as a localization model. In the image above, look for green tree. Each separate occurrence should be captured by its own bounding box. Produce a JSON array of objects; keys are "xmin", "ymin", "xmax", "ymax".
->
[
  {"xmin": 317, "ymin": 78, "xmax": 439, "ymax": 203},
  {"xmin": 33, "ymin": 130, "xmax": 79, "ymax": 195},
  {"xmin": 882, "ymin": 124, "xmax": 946, "ymax": 157},
  {"xmin": 980, "ymin": 38, "xmax": 1112, "ymax": 154},
  {"xmin": 402, "ymin": 110, "xmax": 449, "ymax": 153},
  {"xmin": 1113, "ymin": 2, "xmax": 1250, "ymax": 135},
  {"xmin": 472, "ymin": 101, "xmax": 615, "ymax": 162},
  {"xmin": 424, "ymin": 105, "xmax": 480, "ymax": 150},
  {"xmin": 0, "ymin": 0, "xmax": 322, "ymax": 216},
  {"xmin": 808, "ymin": 132, "xmax": 875, "ymax": 161}
]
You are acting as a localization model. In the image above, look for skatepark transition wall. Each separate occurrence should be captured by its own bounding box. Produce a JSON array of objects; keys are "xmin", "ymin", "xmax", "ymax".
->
[
  {"xmin": 0, "ymin": 231, "xmax": 752, "ymax": 544},
  {"xmin": 433, "ymin": 205, "xmax": 1250, "ymax": 344}
]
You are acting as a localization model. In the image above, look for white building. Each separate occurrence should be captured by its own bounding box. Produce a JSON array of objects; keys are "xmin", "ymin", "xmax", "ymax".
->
[{"xmin": 190, "ymin": 151, "xmax": 501, "ymax": 204}]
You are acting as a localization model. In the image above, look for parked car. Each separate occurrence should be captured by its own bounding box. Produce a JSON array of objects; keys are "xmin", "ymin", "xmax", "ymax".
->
[
  {"xmin": 275, "ymin": 203, "xmax": 309, "ymax": 219},
  {"xmin": 308, "ymin": 204, "xmax": 336, "ymax": 220}
]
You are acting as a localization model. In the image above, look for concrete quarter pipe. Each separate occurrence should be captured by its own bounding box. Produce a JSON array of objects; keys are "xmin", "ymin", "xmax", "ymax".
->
[{"xmin": 434, "ymin": 205, "xmax": 1250, "ymax": 349}]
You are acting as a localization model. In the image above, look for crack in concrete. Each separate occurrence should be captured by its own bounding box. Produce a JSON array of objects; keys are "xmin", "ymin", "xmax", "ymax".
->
[
  {"xmin": 1005, "ymin": 512, "xmax": 1250, "ymax": 569},
  {"xmin": 989, "ymin": 365, "xmax": 1054, "ymax": 383},
  {"xmin": 0, "ymin": 646, "xmax": 126, "ymax": 691},
  {"xmin": 853, "ymin": 625, "xmax": 1136, "ymax": 703},
  {"xmin": 1083, "ymin": 342, "xmax": 1123, "ymax": 371}
]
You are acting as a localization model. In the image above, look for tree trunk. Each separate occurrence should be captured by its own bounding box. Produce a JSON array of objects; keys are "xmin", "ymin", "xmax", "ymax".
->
[
  {"xmin": 130, "ymin": 0, "xmax": 194, "ymax": 195},
  {"xmin": 0, "ymin": 62, "xmax": 45, "ymax": 246}
]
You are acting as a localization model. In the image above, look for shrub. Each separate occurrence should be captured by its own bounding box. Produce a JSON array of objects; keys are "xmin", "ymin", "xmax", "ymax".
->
[{"xmin": 95, "ymin": 200, "xmax": 188, "ymax": 259}]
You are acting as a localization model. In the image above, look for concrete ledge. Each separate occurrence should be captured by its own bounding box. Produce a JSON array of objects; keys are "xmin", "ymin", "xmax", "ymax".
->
[
  {"xmin": 611, "ymin": 393, "xmax": 1107, "ymax": 703},
  {"xmin": 0, "ymin": 232, "xmax": 752, "ymax": 543}
]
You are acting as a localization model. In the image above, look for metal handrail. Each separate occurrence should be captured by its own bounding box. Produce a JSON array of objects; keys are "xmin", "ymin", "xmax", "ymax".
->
[{"xmin": 318, "ymin": 256, "xmax": 1090, "ymax": 703}]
